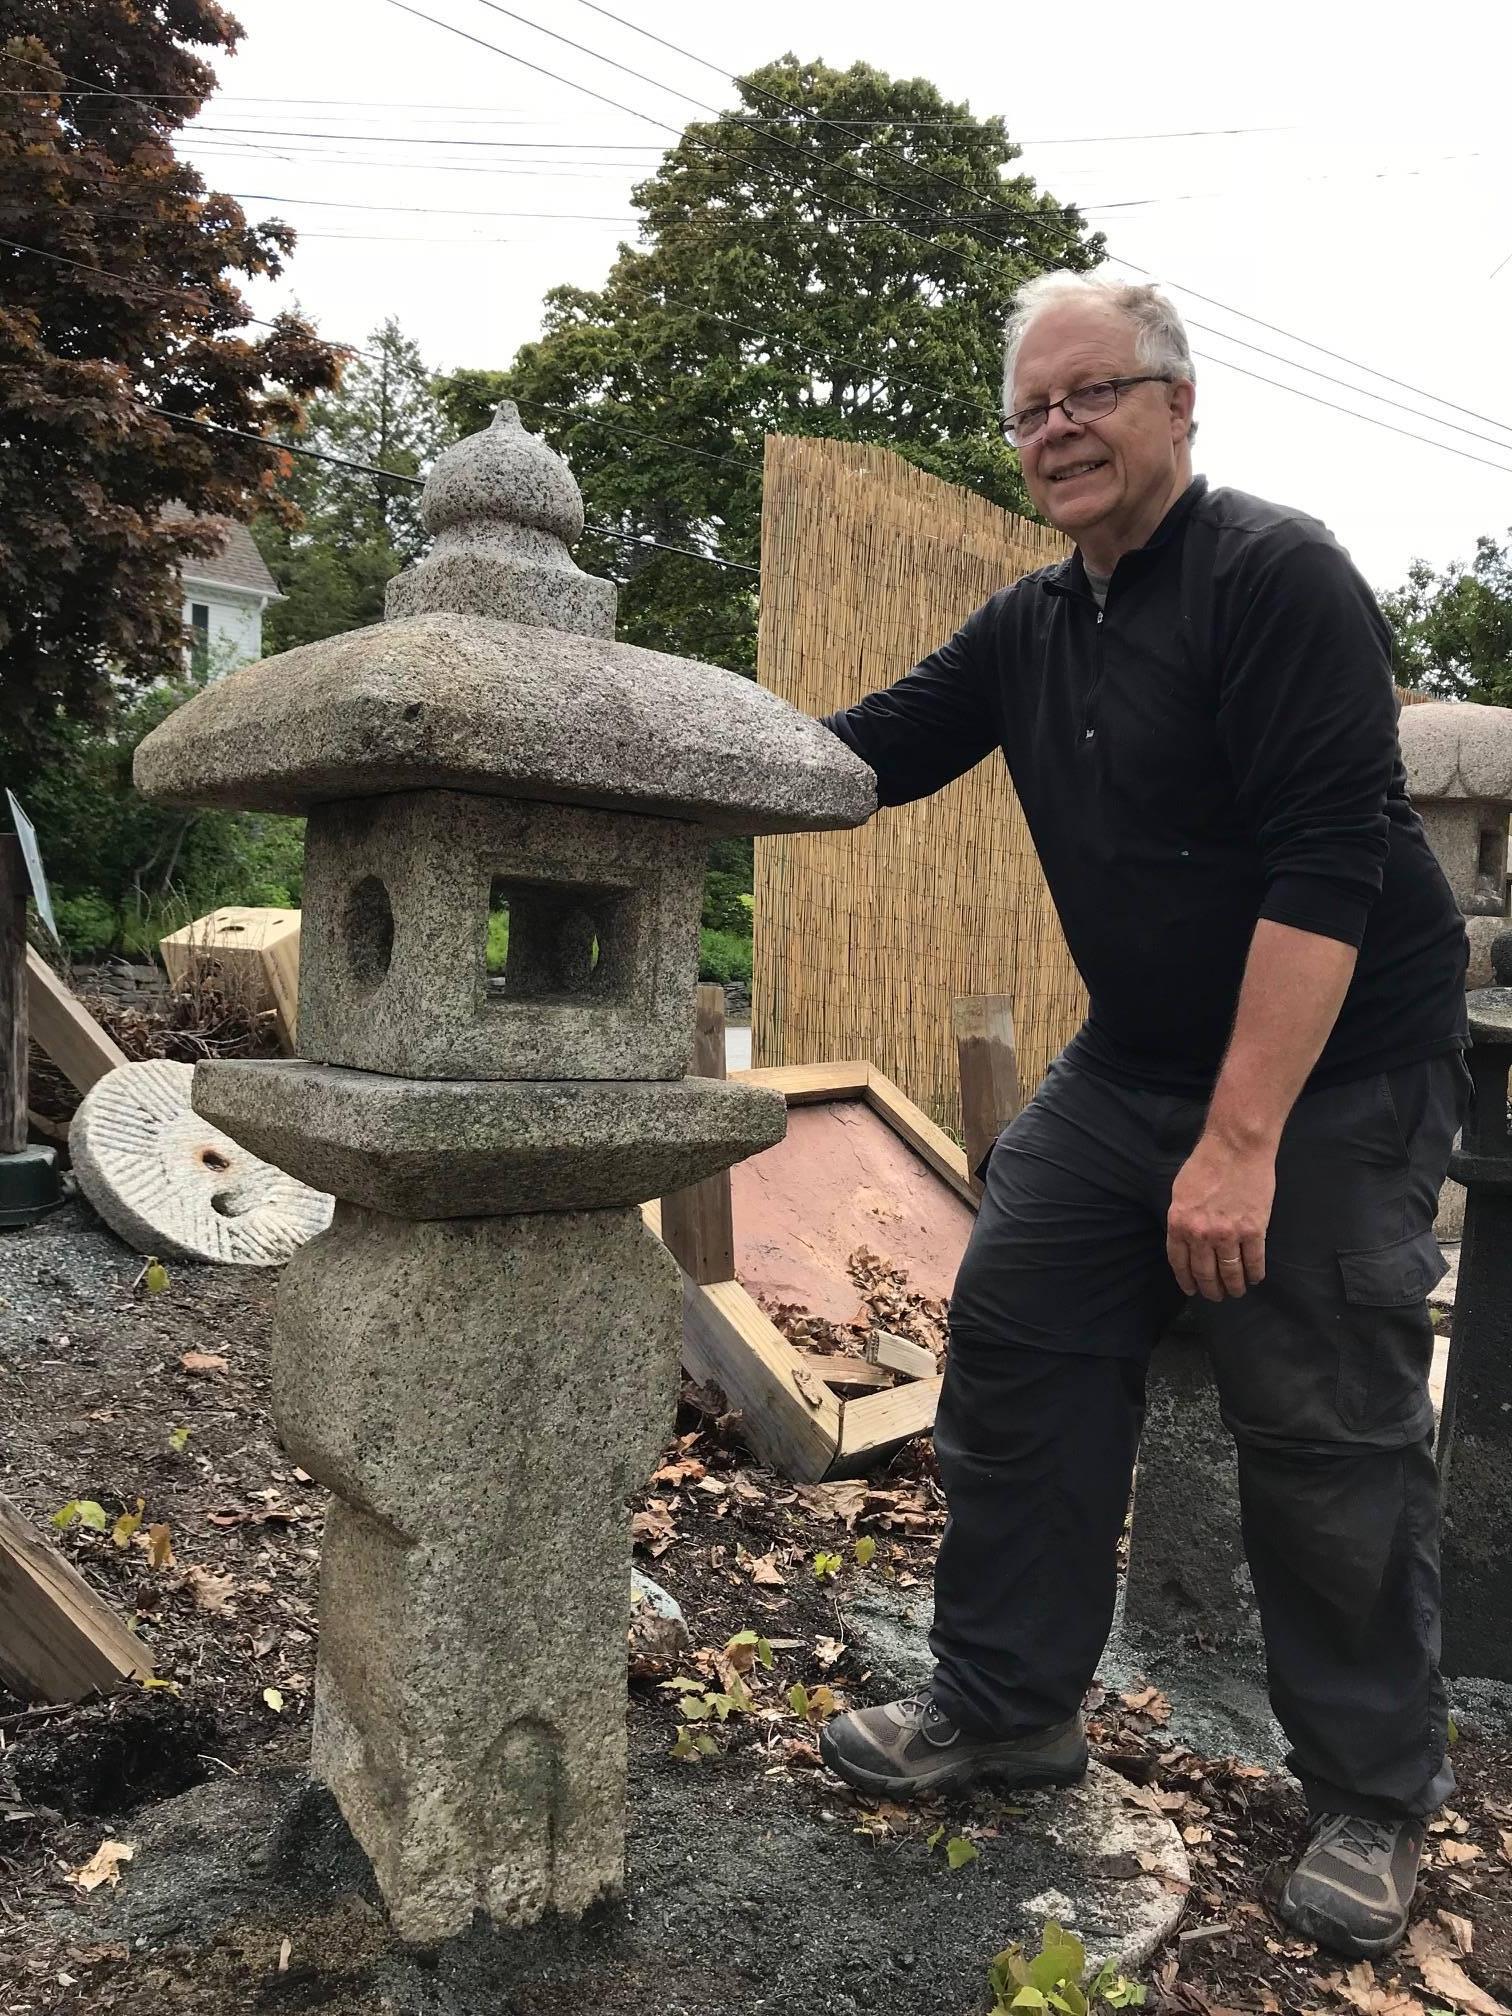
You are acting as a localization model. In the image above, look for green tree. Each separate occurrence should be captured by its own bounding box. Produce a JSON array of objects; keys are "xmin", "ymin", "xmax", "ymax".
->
[
  {"xmin": 433, "ymin": 53, "xmax": 1099, "ymax": 675},
  {"xmin": 25, "ymin": 675, "xmax": 305, "ymax": 956},
  {"xmin": 0, "ymin": 6, "xmax": 339, "ymax": 779},
  {"xmin": 1381, "ymin": 533, "xmax": 1512, "ymax": 704},
  {"xmin": 255, "ymin": 318, "xmax": 446, "ymax": 652}
]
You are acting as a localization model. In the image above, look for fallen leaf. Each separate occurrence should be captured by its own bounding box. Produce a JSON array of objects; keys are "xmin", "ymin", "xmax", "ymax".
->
[
  {"xmin": 263, "ymin": 1688, "xmax": 285, "ymax": 1713},
  {"xmin": 111, "ymin": 1500, "xmax": 145, "ymax": 1550},
  {"xmin": 1500, "ymin": 1829, "xmax": 1512, "ymax": 1864},
  {"xmin": 1408, "ymin": 1923, "xmax": 1507, "ymax": 2015},
  {"xmin": 185, "ymin": 1567, "xmax": 237, "ymax": 1613},
  {"xmin": 68, "ymin": 1840, "xmax": 135, "ymax": 1893},
  {"xmin": 814, "ymin": 1636, "xmax": 846, "ymax": 1668},
  {"xmin": 277, "ymin": 1937, "xmax": 292, "ymax": 1973},
  {"xmin": 180, "ymin": 1352, "xmax": 228, "ymax": 1376},
  {"xmin": 1320, "ymin": 1963, "xmax": 1427, "ymax": 2014},
  {"xmin": 651, "ymin": 1456, "xmax": 706, "ymax": 1487},
  {"xmin": 744, "ymin": 1550, "xmax": 786, "ymax": 1586},
  {"xmin": 1439, "ymin": 1913, "xmax": 1475, "ymax": 1957},
  {"xmin": 629, "ymin": 1506, "xmax": 676, "ymax": 1558},
  {"xmin": 1439, "ymin": 1840, "xmax": 1483, "ymax": 1865},
  {"xmin": 146, "ymin": 1524, "xmax": 174, "ymax": 1571}
]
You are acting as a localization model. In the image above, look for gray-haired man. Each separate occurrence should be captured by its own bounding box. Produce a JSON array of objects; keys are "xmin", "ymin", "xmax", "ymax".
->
[{"xmin": 817, "ymin": 274, "xmax": 1468, "ymax": 1961}]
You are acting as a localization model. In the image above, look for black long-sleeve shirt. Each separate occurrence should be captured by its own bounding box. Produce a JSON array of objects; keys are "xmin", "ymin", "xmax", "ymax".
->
[{"xmin": 822, "ymin": 477, "xmax": 1467, "ymax": 1095}]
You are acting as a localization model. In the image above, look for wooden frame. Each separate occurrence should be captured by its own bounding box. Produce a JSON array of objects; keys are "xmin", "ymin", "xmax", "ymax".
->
[{"xmin": 647, "ymin": 1059, "xmax": 971, "ymax": 1481}]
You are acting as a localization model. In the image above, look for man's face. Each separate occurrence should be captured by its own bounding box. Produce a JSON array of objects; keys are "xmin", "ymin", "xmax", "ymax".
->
[{"xmin": 1009, "ymin": 300, "xmax": 1195, "ymax": 553}]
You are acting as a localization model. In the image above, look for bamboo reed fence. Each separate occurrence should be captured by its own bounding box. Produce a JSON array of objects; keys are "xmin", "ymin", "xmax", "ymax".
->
[{"xmin": 753, "ymin": 435, "xmax": 1085, "ymax": 1136}]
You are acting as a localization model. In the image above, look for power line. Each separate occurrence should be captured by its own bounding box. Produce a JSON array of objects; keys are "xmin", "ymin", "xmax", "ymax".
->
[
  {"xmin": 340, "ymin": 0, "xmax": 1512, "ymax": 469},
  {"xmin": 570, "ymin": 0, "xmax": 1512, "ymax": 444},
  {"xmin": 186, "ymin": 122, "xmax": 661, "ymax": 151},
  {"xmin": 23, "ymin": 207, "xmax": 1512, "ymax": 483},
  {"xmin": 1118, "ymin": 260, "xmax": 1512, "ymax": 439},
  {"xmin": 18, "ymin": 33, "xmax": 1512, "ymax": 464},
  {"xmin": 224, "ymin": 191, "xmax": 637, "ymax": 220},
  {"xmin": 143, "ymin": 406, "xmax": 759, "ymax": 572},
  {"xmin": 381, "ymin": 0, "xmax": 1090, "ymax": 268},
  {"xmin": 0, "ymin": 80, "xmax": 1295, "ymax": 142}
]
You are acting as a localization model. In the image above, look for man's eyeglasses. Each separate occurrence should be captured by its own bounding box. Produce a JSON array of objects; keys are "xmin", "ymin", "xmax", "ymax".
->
[{"xmin": 1004, "ymin": 374, "xmax": 1174, "ymax": 447}]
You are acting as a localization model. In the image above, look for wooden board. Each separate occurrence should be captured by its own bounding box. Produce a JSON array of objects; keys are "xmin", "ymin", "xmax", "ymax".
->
[
  {"xmin": 836, "ymin": 1377, "xmax": 945, "ymax": 1472},
  {"xmin": 734, "ymin": 1060, "xmax": 871, "ymax": 1105},
  {"xmin": 25, "ymin": 948, "xmax": 128, "ymax": 1095},
  {"xmin": 797, "ymin": 1351, "xmax": 892, "ymax": 1392},
  {"xmin": 659, "ymin": 984, "xmax": 737, "ymax": 1284},
  {"xmin": 867, "ymin": 1330, "xmax": 938, "ymax": 1381},
  {"xmin": 680, "ymin": 1278, "xmax": 842, "ymax": 1484},
  {"xmin": 0, "ymin": 1493, "xmax": 153, "ymax": 1703},
  {"xmin": 158, "ymin": 905, "xmax": 301, "ymax": 1052},
  {"xmin": 952, "ymin": 995, "xmax": 1021, "ymax": 1194}
]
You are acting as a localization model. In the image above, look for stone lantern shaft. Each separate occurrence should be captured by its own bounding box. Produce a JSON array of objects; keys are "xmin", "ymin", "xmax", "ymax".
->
[{"xmin": 133, "ymin": 405, "xmax": 873, "ymax": 1940}]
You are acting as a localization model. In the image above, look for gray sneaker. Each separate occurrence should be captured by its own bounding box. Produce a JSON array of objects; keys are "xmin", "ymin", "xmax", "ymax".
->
[
  {"xmin": 1278, "ymin": 1812, "xmax": 1426, "ymax": 1958},
  {"xmin": 818, "ymin": 1690, "xmax": 1088, "ymax": 1799}
]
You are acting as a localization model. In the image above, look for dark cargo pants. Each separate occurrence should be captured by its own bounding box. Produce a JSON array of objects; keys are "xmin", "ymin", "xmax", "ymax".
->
[{"xmin": 929, "ymin": 1051, "xmax": 1469, "ymax": 1820}]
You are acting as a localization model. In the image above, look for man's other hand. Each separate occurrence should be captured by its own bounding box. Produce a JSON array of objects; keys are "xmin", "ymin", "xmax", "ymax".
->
[{"xmin": 1167, "ymin": 1133, "xmax": 1275, "ymax": 1300}]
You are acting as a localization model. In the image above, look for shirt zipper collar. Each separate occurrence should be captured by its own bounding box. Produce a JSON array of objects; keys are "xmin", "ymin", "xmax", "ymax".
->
[{"xmin": 1041, "ymin": 475, "xmax": 1209, "ymax": 602}]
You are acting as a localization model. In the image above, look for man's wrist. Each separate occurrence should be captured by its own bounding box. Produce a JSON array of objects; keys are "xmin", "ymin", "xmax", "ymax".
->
[{"xmin": 1201, "ymin": 1104, "xmax": 1284, "ymax": 1157}]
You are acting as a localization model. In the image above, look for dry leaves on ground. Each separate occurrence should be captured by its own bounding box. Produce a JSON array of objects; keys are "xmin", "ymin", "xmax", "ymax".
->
[
  {"xmin": 67, "ymin": 1840, "xmax": 135, "ymax": 1893},
  {"xmin": 629, "ymin": 1502, "xmax": 676, "ymax": 1558},
  {"xmin": 183, "ymin": 1566, "xmax": 237, "ymax": 1613},
  {"xmin": 1406, "ymin": 1921, "xmax": 1509, "ymax": 2015}
]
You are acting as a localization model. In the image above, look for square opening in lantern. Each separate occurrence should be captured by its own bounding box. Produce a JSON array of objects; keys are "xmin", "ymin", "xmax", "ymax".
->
[{"xmin": 485, "ymin": 875, "xmax": 631, "ymax": 1006}]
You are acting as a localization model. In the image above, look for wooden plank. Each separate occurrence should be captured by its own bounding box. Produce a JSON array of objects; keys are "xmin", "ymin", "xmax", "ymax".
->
[
  {"xmin": 833, "ymin": 1376, "xmax": 945, "ymax": 1475},
  {"xmin": 861, "ymin": 1068, "xmax": 977, "ymax": 1206},
  {"xmin": 659, "ymin": 984, "xmax": 737, "ymax": 1284},
  {"xmin": 1, "ymin": 838, "xmax": 26, "ymax": 1153},
  {"xmin": 0, "ymin": 1493, "xmax": 153, "ymax": 1703},
  {"xmin": 680, "ymin": 1278, "xmax": 841, "ymax": 1483},
  {"xmin": 952, "ymin": 994, "xmax": 1021, "ymax": 1195},
  {"xmin": 865, "ymin": 1329, "xmax": 938, "ymax": 1381},
  {"xmin": 732, "ymin": 1060, "xmax": 870, "ymax": 1105},
  {"xmin": 798, "ymin": 1351, "xmax": 892, "ymax": 1392},
  {"xmin": 25, "ymin": 948, "xmax": 128, "ymax": 1095}
]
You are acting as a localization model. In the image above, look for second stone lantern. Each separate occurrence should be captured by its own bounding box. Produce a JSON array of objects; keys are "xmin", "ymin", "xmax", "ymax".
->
[{"xmin": 134, "ymin": 405, "xmax": 874, "ymax": 1940}]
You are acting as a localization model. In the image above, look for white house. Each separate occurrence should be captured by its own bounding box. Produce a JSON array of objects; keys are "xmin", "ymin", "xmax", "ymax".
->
[{"xmin": 165, "ymin": 504, "xmax": 283, "ymax": 675}]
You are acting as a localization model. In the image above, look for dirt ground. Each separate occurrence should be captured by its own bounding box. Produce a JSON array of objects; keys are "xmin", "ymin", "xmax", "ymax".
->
[{"xmin": 2, "ymin": 1200, "xmax": 1511, "ymax": 2016}]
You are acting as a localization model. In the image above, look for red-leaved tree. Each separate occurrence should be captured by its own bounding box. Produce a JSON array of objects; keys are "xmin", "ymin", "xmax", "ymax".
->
[{"xmin": 0, "ymin": 3, "xmax": 342, "ymax": 776}]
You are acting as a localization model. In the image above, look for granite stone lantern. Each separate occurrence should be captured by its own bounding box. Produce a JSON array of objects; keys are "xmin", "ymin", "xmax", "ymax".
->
[
  {"xmin": 1399, "ymin": 700, "xmax": 1512, "ymax": 989},
  {"xmin": 1398, "ymin": 700, "xmax": 1512, "ymax": 1237},
  {"xmin": 133, "ymin": 404, "xmax": 874, "ymax": 1940}
]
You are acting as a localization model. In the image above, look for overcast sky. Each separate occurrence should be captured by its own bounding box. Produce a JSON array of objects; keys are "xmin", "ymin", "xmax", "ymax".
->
[{"xmin": 194, "ymin": 0, "xmax": 1512, "ymax": 593}]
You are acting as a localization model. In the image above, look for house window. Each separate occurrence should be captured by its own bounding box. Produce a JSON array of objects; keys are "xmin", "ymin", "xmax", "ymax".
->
[{"xmin": 190, "ymin": 602, "xmax": 210, "ymax": 676}]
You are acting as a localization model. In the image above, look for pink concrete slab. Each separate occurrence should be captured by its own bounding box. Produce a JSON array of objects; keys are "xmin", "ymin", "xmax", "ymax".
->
[{"xmin": 731, "ymin": 1099, "xmax": 976, "ymax": 1325}]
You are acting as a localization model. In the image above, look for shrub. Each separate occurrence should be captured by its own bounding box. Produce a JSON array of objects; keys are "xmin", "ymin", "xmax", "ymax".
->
[
  {"xmin": 699, "ymin": 928, "xmax": 753, "ymax": 986},
  {"xmin": 701, "ymin": 868, "xmax": 752, "ymax": 936},
  {"xmin": 19, "ymin": 679, "xmax": 304, "ymax": 955},
  {"xmin": 52, "ymin": 892, "xmax": 120, "ymax": 956}
]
